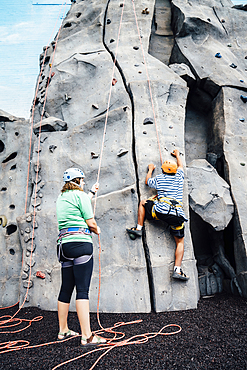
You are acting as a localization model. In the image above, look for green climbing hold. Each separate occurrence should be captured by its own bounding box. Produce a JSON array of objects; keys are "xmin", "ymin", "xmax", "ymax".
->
[
  {"xmin": 240, "ymin": 163, "xmax": 245, "ymax": 166},
  {"xmin": 129, "ymin": 233, "xmax": 136, "ymax": 240}
]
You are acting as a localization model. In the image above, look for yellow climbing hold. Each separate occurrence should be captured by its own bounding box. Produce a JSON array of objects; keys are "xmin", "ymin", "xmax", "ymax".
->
[{"xmin": 0, "ymin": 215, "xmax": 7, "ymax": 227}]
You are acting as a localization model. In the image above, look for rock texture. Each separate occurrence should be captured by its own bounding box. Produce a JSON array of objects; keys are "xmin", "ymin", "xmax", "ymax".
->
[
  {"xmin": 0, "ymin": 110, "xmax": 32, "ymax": 306},
  {"xmin": 1, "ymin": 0, "xmax": 247, "ymax": 311},
  {"xmin": 187, "ymin": 159, "xmax": 234, "ymax": 231}
]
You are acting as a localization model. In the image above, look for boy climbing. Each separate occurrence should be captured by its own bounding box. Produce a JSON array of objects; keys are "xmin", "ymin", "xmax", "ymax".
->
[{"xmin": 127, "ymin": 149, "xmax": 189, "ymax": 281}]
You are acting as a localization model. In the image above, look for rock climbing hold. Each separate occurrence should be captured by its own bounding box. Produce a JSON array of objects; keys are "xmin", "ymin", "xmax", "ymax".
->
[
  {"xmin": 120, "ymin": 3, "xmax": 123, "ymax": 7},
  {"xmin": 133, "ymin": 46, "xmax": 139, "ymax": 50},
  {"xmin": 221, "ymin": 19, "xmax": 225, "ymax": 23},
  {"xmin": 240, "ymin": 80, "xmax": 244, "ymax": 83},
  {"xmin": 143, "ymin": 131, "xmax": 147, "ymax": 134},
  {"xmin": 240, "ymin": 163, "xmax": 245, "ymax": 166},
  {"xmin": 123, "ymin": 106, "xmax": 127, "ymax": 111},
  {"xmin": 134, "ymin": 64, "xmax": 139, "ymax": 67},
  {"xmin": 23, "ymin": 280, "xmax": 33, "ymax": 288},
  {"xmin": 110, "ymin": 39, "xmax": 115, "ymax": 43},
  {"xmin": 207, "ymin": 18, "xmax": 211, "ymax": 22},
  {"xmin": 65, "ymin": 94, "xmax": 71, "ymax": 101},
  {"xmin": 230, "ymin": 63, "xmax": 237, "ymax": 69},
  {"xmin": 0, "ymin": 215, "xmax": 7, "ymax": 228},
  {"xmin": 215, "ymin": 53, "xmax": 222, "ymax": 58},
  {"xmin": 51, "ymin": 72, "xmax": 55, "ymax": 77},
  {"xmin": 107, "ymin": 19, "xmax": 111, "ymax": 25},
  {"xmin": 117, "ymin": 148, "xmax": 128, "ymax": 157},
  {"xmin": 49, "ymin": 145, "xmax": 57, "ymax": 153},
  {"xmin": 240, "ymin": 95, "xmax": 247, "ymax": 103},
  {"xmin": 227, "ymin": 43, "xmax": 232, "ymax": 47},
  {"xmin": 112, "ymin": 78, "xmax": 117, "ymax": 86},
  {"xmin": 129, "ymin": 233, "xmax": 136, "ymax": 240},
  {"xmin": 143, "ymin": 117, "xmax": 154, "ymax": 125},
  {"xmin": 49, "ymin": 63, "xmax": 52, "ymax": 68},
  {"xmin": 91, "ymin": 151, "xmax": 99, "ymax": 159},
  {"xmin": 169, "ymin": 125, "xmax": 173, "ymax": 129},
  {"xmin": 97, "ymin": 21, "xmax": 102, "ymax": 26},
  {"xmin": 239, "ymin": 118, "xmax": 245, "ymax": 122},
  {"xmin": 36, "ymin": 271, "xmax": 46, "ymax": 279},
  {"xmin": 142, "ymin": 7, "xmax": 149, "ymax": 14},
  {"xmin": 138, "ymin": 71, "xmax": 142, "ymax": 74},
  {"xmin": 92, "ymin": 104, "xmax": 99, "ymax": 109}
]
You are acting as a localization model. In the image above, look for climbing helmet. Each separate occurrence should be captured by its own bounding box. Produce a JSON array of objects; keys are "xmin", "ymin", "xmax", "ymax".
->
[
  {"xmin": 63, "ymin": 168, "xmax": 84, "ymax": 182},
  {"xmin": 161, "ymin": 160, "xmax": 177, "ymax": 174}
]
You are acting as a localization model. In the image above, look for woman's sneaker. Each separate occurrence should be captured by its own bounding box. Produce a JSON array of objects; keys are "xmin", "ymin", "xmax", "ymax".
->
[{"xmin": 172, "ymin": 269, "xmax": 189, "ymax": 281}]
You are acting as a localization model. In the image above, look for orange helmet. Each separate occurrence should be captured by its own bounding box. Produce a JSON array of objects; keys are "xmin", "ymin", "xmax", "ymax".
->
[{"xmin": 161, "ymin": 160, "xmax": 177, "ymax": 174}]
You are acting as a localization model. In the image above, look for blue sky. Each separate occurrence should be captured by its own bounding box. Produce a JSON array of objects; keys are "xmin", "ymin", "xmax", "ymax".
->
[
  {"xmin": 0, "ymin": 0, "xmax": 244, "ymax": 119},
  {"xmin": 0, "ymin": 0, "xmax": 70, "ymax": 118}
]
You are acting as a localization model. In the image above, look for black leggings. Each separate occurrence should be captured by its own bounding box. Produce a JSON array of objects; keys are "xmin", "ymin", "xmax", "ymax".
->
[{"xmin": 58, "ymin": 242, "xmax": 93, "ymax": 303}]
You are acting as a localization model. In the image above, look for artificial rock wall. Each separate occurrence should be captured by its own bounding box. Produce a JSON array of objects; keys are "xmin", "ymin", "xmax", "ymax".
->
[{"xmin": 1, "ymin": 0, "xmax": 247, "ymax": 312}]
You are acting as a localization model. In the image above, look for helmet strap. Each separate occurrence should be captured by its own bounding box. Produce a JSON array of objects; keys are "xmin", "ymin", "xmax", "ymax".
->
[{"xmin": 70, "ymin": 181, "xmax": 82, "ymax": 188}]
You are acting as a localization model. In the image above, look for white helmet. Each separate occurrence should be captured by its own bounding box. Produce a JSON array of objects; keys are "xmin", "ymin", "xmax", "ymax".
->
[{"xmin": 63, "ymin": 168, "xmax": 84, "ymax": 182}]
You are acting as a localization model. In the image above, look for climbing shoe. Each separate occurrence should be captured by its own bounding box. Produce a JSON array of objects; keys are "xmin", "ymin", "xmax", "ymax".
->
[
  {"xmin": 126, "ymin": 227, "xmax": 142, "ymax": 238},
  {"xmin": 172, "ymin": 269, "xmax": 189, "ymax": 281}
]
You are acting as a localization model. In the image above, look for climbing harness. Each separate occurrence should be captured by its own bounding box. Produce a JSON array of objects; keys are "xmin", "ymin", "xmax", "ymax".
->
[
  {"xmin": 57, "ymin": 227, "xmax": 92, "ymax": 264},
  {"xmin": 148, "ymin": 195, "xmax": 184, "ymax": 220}
]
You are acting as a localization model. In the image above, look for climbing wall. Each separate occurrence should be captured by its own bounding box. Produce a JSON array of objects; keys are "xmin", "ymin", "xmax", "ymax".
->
[
  {"xmin": 0, "ymin": 111, "xmax": 32, "ymax": 306},
  {"xmin": 2, "ymin": 0, "xmax": 247, "ymax": 310}
]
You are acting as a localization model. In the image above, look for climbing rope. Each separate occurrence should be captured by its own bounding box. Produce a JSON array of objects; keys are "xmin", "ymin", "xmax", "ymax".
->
[
  {"xmin": 131, "ymin": 0, "xmax": 163, "ymax": 165},
  {"xmin": 0, "ymin": 1, "xmax": 182, "ymax": 368}
]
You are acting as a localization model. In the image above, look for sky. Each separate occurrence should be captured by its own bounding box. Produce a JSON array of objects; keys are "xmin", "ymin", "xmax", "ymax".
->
[
  {"xmin": 0, "ymin": 0, "xmax": 70, "ymax": 118},
  {"xmin": 0, "ymin": 0, "xmax": 244, "ymax": 119}
]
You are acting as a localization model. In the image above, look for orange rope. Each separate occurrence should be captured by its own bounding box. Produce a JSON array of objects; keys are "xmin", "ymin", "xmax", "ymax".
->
[{"xmin": 131, "ymin": 0, "xmax": 163, "ymax": 165}]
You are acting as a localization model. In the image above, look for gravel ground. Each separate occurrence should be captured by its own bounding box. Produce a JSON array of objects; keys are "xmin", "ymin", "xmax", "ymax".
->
[{"xmin": 0, "ymin": 292, "xmax": 246, "ymax": 370}]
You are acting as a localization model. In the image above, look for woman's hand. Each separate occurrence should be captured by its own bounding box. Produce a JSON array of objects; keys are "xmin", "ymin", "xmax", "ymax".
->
[
  {"xmin": 88, "ymin": 182, "xmax": 99, "ymax": 199},
  {"xmin": 91, "ymin": 182, "xmax": 99, "ymax": 193},
  {"xmin": 86, "ymin": 218, "xmax": 100, "ymax": 234}
]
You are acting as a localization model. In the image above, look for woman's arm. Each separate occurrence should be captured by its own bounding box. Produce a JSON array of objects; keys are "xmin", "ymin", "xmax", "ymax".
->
[{"xmin": 86, "ymin": 218, "xmax": 100, "ymax": 234}]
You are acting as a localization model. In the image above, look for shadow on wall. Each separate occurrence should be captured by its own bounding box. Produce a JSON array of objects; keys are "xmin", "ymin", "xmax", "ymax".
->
[{"xmin": 185, "ymin": 92, "xmax": 241, "ymax": 298}]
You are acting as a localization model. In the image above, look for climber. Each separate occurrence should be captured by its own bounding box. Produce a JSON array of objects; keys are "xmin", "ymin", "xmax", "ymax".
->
[
  {"xmin": 127, "ymin": 149, "xmax": 189, "ymax": 281},
  {"xmin": 56, "ymin": 168, "xmax": 106, "ymax": 345}
]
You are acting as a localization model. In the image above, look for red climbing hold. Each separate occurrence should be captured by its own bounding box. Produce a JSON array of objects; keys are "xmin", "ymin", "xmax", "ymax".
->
[
  {"xmin": 112, "ymin": 78, "xmax": 117, "ymax": 86},
  {"xmin": 51, "ymin": 72, "xmax": 55, "ymax": 78},
  {"xmin": 36, "ymin": 271, "xmax": 45, "ymax": 279}
]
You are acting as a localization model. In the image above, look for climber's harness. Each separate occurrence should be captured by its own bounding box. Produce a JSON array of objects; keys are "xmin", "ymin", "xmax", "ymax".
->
[
  {"xmin": 57, "ymin": 227, "xmax": 92, "ymax": 267},
  {"xmin": 148, "ymin": 195, "xmax": 184, "ymax": 231}
]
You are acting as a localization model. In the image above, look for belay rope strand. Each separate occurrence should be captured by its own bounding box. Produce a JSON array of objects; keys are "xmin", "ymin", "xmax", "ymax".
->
[{"xmin": 0, "ymin": 0, "xmax": 182, "ymax": 368}]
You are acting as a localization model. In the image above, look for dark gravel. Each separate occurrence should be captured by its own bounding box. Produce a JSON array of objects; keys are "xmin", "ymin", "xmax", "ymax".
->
[{"xmin": 0, "ymin": 293, "xmax": 246, "ymax": 370}]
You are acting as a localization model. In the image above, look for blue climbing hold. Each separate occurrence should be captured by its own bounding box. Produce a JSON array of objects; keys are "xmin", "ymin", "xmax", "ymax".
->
[
  {"xmin": 239, "ymin": 118, "xmax": 245, "ymax": 122},
  {"xmin": 240, "ymin": 95, "xmax": 247, "ymax": 103},
  {"xmin": 215, "ymin": 53, "xmax": 222, "ymax": 58},
  {"xmin": 240, "ymin": 80, "xmax": 244, "ymax": 83}
]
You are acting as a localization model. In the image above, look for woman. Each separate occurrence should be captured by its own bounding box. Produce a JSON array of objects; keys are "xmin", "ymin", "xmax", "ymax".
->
[{"xmin": 56, "ymin": 167, "xmax": 106, "ymax": 345}]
